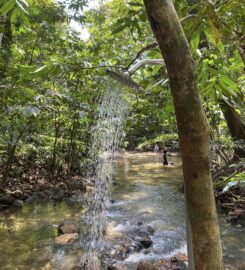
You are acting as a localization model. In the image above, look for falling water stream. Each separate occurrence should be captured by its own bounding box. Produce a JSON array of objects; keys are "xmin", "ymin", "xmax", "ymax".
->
[
  {"xmin": 0, "ymin": 83, "xmax": 244, "ymax": 269},
  {"xmin": 80, "ymin": 82, "xmax": 131, "ymax": 269}
]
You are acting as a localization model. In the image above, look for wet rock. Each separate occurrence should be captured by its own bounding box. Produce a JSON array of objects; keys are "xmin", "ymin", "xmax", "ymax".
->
[
  {"xmin": 22, "ymin": 192, "xmax": 29, "ymax": 200},
  {"xmin": 143, "ymin": 249, "xmax": 151, "ymax": 255},
  {"xmin": 56, "ymin": 182, "xmax": 68, "ymax": 190},
  {"xmin": 175, "ymin": 254, "xmax": 188, "ymax": 261},
  {"xmin": 24, "ymin": 188, "xmax": 34, "ymax": 195},
  {"xmin": 42, "ymin": 262, "xmax": 52, "ymax": 270},
  {"xmin": 39, "ymin": 191, "xmax": 49, "ymax": 200},
  {"xmin": 58, "ymin": 222, "xmax": 80, "ymax": 235},
  {"xmin": 68, "ymin": 181, "xmax": 83, "ymax": 190},
  {"xmin": 12, "ymin": 199, "xmax": 24, "ymax": 207},
  {"xmin": 25, "ymin": 195, "xmax": 35, "ymax": 204},
  {"xmin": 38, "ymin": 183, "xmax": 50, "ymax": 191},
  {"xmin": 71, "ymin": 265, "xmax": 83, "ymax": 270},
  {"xmin": 147, "ymin": 226, "xmax": 155, "ymax": 235},
  {"xmin": 108, "ymin": 265, "xmax": 125, "ymax": 270},
  {"xmin": 12, "ymin": 189, "xmax": 24, "ymax": 199},
  {"xmin": 137, "ymin": 261, "xmax": 157, "ymax": 270},
  {"xmin": 85, "ymin": 185, "xmax": 94, "ymax": 192},
  {"xmin": 137, "ymin": 258, "xmax": 187, "ymax": 270},
  {"xmin": 55, "ymin": 233, "xmax": 79, "ymax": 245},
  {"xmin": 139, "ymin": 236, "xmax": 153, "ymax": 248},
  {"xmin": 0, "ymin": 195, "xmax": 15, "ymax": 206}
]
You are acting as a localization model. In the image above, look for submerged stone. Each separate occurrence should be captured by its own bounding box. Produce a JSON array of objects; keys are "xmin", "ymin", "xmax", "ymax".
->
[
  {"xmin": 58, "ymin": 222, "xmax": 80, "ymax": 235},
  {"xmin": 139, "ymin": 236, "xmax": 153, "ymax": 248},
  {"xmin": 55, "ymin": 233, "xmax": 79, "ymax": 245},
  {"xmin": 147, "ymin": 226, "xmax": 155, "ymax": 235}
]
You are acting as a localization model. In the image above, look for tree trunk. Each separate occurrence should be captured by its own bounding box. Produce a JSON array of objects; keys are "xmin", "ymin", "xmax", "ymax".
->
[
  {"xmin": 67, "ymin": 116, "xmax": 78, "ymax": 174},
  {"xmin": 51, "ymin": 111, "xmax": 59, "ymax": 178},
  {"xmin": 1, "ymin": 128, "xmax": 25, "ymax": 187},
  {"xmin": 220, "ymin": 98, "xmax": 245, "ymax": 159},
  {"xmin": 1, "ymin": 144, "xmax": 17, "ymax": 186},
  {"xmin": 143, "ymin": 1, "xmax": 223, "ymax": 269}
]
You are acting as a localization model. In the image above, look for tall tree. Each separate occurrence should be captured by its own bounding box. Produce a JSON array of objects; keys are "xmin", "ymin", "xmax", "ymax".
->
[
  {"xmin": 143, "ymin": 1, "xmax": 223, "ymax": 269},
  {"xmin": 220, "ymin": 98, "xmax": 245, "ymax": 159}
]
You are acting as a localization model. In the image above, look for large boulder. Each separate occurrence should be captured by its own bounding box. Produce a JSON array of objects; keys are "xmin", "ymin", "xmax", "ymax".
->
[
  {"xmin": 55, "ymin": 233, "xmax": 79, "ymax": 245},
  {"xmin": 58, "ymin": 222, "xmax": 80, "ymax": 235}
]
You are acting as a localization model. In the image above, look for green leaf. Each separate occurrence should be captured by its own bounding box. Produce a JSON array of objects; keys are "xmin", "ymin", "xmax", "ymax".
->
[
  {"xmin": 0, "ymin": 0, "xmax": 15, "ymax": 15},
  {"xmin": 19, "ymin": 87, "xmax": 36, "ymax": 98},
  {"xmin": 218, "ymin": 83, "xmax": 235, "ymax": 97},
  {"xmin": 128, "ymin": 2, "xmax": 142, "ymax": 7},
  {"xmin": 191, "ymin": 31, "xmax": 200, "ymax": 53},
  {"xmin": 220, "ymin": 74, "xmax": 239, "ymax": 92},
  {"xmin": 31, "ymin": 65, "xmax": 47, "ymax": 74},
  {"xmin": 111, "ymin": 22, "xmax": 128, "ymax": 34},
  {"xmin": 151, "ymin": 65, "xmax": 162, "ymax": 76}
]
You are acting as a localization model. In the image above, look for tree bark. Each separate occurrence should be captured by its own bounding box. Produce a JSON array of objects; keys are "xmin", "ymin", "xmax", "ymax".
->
[
  {"xmin": 51, "ymin": 110, "xmax": 60, "ymax": 178},
  {"xmin": 143, "ymin": 1, "xmax": 223, "ymax": 269},
  {"xmin": 67, "ymin": 116, "xmax": 79, "ymax": 174},
  {"xmin": 1, "ymin": 128, "xmax": 25, "ymax": 187},
  {"xmin": 1, "ymin": 144, "xmax": 17, "ymax": 186},
  {"xmin": 220, "ymin": 98, "xmax": 245, "ymax": 159}
]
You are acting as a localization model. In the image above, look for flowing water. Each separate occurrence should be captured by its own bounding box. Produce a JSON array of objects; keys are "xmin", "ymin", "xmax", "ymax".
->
[{"xmin": 0, "ymin": 152, "xmax": 244, "ymax": 270}]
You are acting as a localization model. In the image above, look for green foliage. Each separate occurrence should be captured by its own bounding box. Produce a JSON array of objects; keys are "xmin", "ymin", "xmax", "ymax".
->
[
  {"xmin": 136, "ymin": 133, "xmax": 178, "ymax": 151},
  {"xmin": 0, "ymin": 0, "xmax": 103, "ymax": 182},
  {"xmin": 215, "ymin": 170, "xmax": 245, "ymax": 190},
  {"xmin": 0, "ymin": 0, "xmax": 244, "ymax": 184},
  {"xmin": 111, "ymin": 0, "xmax": 146, "ymax": 38}
]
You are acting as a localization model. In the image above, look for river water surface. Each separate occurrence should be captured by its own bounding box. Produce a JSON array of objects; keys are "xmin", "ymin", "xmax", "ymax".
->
[{"xmin": 0, "ymin": 152, "xmax": 244, "ymax": 269}]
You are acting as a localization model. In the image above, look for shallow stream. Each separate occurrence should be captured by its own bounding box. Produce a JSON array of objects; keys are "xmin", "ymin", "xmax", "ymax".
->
[{"xmin": 0, "ymin": 152, "xmax": 244, "ymax": 269}]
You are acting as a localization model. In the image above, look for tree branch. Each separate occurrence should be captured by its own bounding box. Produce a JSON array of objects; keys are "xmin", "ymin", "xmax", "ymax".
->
[
  {"xmin": 29, "ymin": 29, "xmax": 46, "ymax": 65},
  {"xmin": 125, "ymin": 42, "xmax": 158, "ymax": 70}
]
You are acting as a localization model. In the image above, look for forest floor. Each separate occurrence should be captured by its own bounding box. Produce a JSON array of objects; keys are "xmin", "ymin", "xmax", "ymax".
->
[
  {"xmin": 0, "ymin": 158, "xmax": 92, "ymax": 210},
  {"xmin": 213, "ymin": 161, "xmax": 245, "ymax": 225}
]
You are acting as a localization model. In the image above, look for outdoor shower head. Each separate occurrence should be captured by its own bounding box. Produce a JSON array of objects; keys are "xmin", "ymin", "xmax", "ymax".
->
[{"xmin": 105, "ymin": 69, "xmax": 142, "ymax": 91}]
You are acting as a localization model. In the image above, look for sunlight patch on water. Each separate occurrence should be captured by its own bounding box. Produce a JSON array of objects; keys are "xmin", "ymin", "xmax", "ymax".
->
[{"xmin": 121, "ymin": 191, "xmax": 149, "ymax": 200}]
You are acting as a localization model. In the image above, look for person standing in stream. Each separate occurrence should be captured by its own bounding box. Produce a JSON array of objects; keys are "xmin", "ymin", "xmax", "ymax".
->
[{"xmin": 163, "ymin": 148, "xmax": 168, "ymax": 166}]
